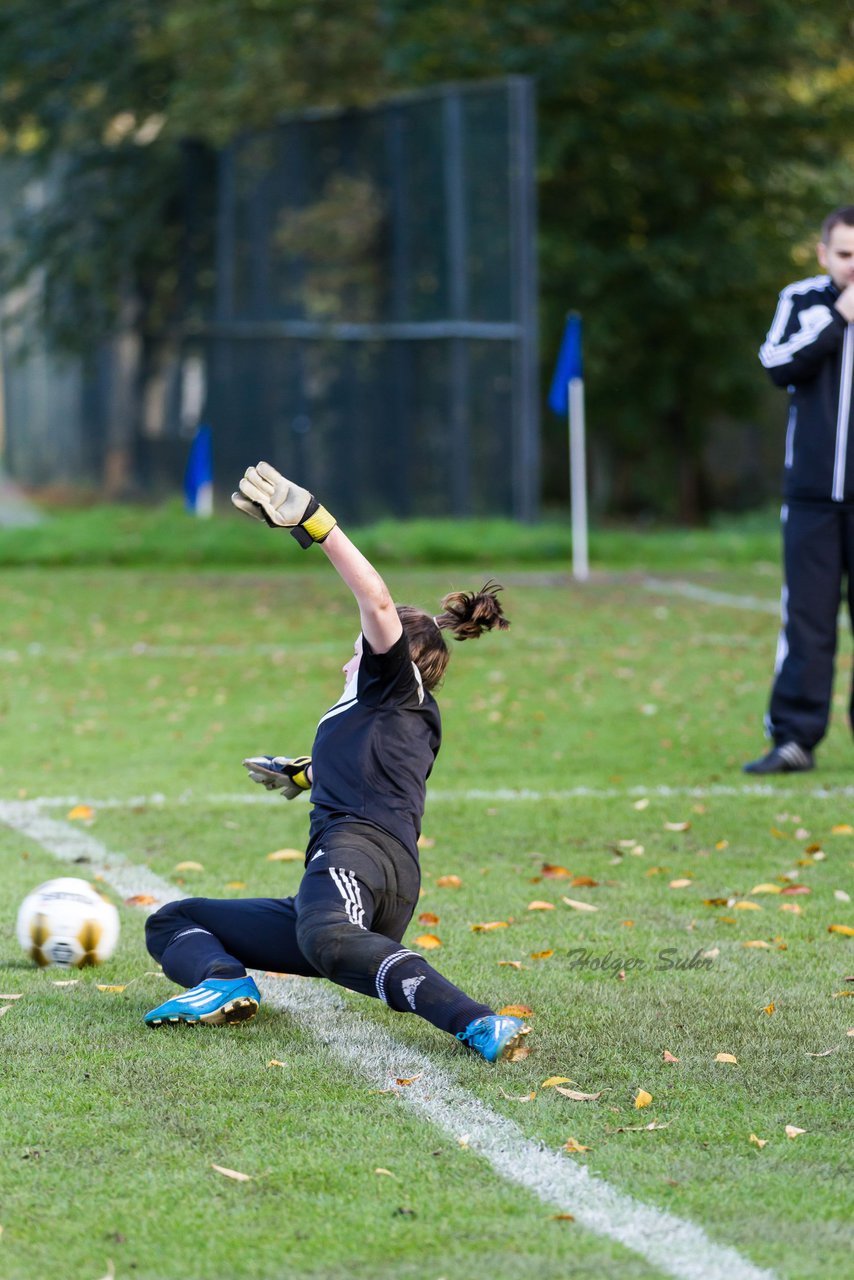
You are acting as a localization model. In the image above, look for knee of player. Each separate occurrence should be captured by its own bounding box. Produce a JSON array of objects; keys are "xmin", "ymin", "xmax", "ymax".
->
[
  {"xmin": 295, "ymin": 912, "xmax": 345, "ymax": 980},
  {"xmin": 144, "ymin": 899, "xmax": 194, "ymax": 960}
]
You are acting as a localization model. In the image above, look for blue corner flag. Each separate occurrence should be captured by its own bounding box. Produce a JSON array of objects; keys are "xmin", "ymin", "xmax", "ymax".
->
[
  {"xmin": 548, "ymin": 312, "xmax": 583, "ymax": 417},
  {"xmin": 184, "ymin": 424, "xmax": 213, "ymax": 517}
]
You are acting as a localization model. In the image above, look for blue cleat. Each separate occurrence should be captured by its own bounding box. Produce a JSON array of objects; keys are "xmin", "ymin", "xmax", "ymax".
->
[
  {"xmin": 456, "ymin": 1014, "xmax": 529, "ymax": 1063},
  {"xmin": 144, "ymin": 976, "xmax": 261, "ymax": 1028}
]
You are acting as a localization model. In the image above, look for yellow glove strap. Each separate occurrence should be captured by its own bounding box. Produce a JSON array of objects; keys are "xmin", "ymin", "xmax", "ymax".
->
[{"xmin": 302, "ymin": 505, "xmax": 337, "ymax": 543}]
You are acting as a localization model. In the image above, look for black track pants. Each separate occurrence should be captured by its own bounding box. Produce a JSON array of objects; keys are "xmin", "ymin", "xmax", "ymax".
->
[
  {"xmin": 767, "ymin": 502, "xmax": 854, "ymax": 748},
  {"xmin": 145, "ymin": 822, "xmax": 492, "ymax": 1037}
]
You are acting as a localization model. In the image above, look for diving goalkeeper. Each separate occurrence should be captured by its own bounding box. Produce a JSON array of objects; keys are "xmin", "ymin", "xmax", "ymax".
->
[{"xmin": 143, "ymin": 462, "xmax": 528, "ymax": 1063}]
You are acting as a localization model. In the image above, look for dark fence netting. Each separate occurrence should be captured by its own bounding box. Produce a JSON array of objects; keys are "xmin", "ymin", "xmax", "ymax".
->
[{"xmin": 205, "ymin": 78, "xmax": 539, "ymax": 521}]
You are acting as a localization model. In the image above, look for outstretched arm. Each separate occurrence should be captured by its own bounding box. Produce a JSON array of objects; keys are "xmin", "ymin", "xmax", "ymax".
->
[
  {"xmin": 233, "ymin": 461, "xmax": 402, "ymax": 655},
  {"xmin": 319, "ymin": 525, "xmax": 402, "ymax": 655}
]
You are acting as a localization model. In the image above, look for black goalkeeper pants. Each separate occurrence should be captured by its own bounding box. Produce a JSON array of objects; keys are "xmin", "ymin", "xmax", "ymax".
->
[{"xmin": 145, "ymin": 821, "xmax": 492, "ymax": 1037}]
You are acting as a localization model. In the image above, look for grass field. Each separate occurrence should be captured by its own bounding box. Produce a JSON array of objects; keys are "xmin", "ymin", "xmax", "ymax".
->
[{"xmin": 1, "ymin": 507, "xmax": 852, "ymax": 1280}]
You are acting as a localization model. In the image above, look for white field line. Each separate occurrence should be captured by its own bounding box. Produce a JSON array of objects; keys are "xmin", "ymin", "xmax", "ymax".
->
[
  {"xmin": 15, "ymin": 781, "xmax": 854, "ymax": 813},
  {"xmin": 0, "ymin": 797, "xmax": 779, "ymax": 1280},
  {"xmin": 0, "ymin": 579, "xmax": 785, "ymax": 667},
  {"xmin": 642, "ymin": 578, "xmax": 780, "ymax": 615}
]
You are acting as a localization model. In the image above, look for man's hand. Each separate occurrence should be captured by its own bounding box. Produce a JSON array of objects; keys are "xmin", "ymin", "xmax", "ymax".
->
[
  {"xmin": 243, "ymin": 755, "xmax": 312, "ymax": 800},
  {"xmin": 231, "ymin": 461, "xmax": 336, "ymax": 548},
  {"xmin": 835, "ymin": 284, "xmax": 854, "ymax": 323}
]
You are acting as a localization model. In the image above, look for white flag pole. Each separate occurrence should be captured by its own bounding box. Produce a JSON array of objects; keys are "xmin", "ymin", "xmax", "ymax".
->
[{"xmin": 568, "ymin": 374, "xmax": 589, "ymax": 581}]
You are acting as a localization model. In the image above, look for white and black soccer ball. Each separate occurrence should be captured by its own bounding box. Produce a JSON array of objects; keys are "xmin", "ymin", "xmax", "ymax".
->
[{"xmin": 16, "ymin": 877, "xmax": 120, "ymax": 968}]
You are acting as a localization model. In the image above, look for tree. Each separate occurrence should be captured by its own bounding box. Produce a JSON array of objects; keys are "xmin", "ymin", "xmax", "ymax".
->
[{"xmin": 1, "ymin": 0, "xmax": 853, "ymax": 514}]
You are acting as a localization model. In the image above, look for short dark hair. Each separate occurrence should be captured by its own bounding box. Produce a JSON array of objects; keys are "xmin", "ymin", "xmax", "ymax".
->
[{"xmin": 821, "ymin": 206, "xmax": 854, "ymax": 243}]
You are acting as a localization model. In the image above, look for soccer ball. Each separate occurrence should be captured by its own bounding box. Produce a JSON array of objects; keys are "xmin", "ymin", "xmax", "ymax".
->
[{"xmin": 16, "ymin": 877, "xmax": 120, "ymax": 968}]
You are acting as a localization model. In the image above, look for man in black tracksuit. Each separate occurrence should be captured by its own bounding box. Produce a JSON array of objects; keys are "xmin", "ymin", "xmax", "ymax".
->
[{"xmin": 745, "ymin": 206, "xmax": 854, "ymax": 774}]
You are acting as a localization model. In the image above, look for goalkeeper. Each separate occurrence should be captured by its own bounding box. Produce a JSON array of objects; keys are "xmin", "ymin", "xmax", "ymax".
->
[{"xmin": 144, "ymin": 462, "xmax": 528, "ymax": 1063}]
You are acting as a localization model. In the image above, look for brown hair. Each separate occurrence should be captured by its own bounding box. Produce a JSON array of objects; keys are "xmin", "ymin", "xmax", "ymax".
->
[
  {"xmin": 397, "ymin": 580, "xmax": 510, "ymax": 692},
  {"xmin": 821, "ymin": 206, "xmax": 854, "ymax": 243}
]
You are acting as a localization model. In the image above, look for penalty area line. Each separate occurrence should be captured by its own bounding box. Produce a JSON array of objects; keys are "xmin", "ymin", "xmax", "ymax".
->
[{"xmin": 0, "ymin": 798, "xmax": 779, "ymax": 1280}]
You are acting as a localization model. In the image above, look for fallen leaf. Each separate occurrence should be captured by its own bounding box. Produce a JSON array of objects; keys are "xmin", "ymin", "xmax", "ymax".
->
[
  {"xmin": 498, "ymin": 960, "xmax": 523, "ymax": 969},
  {"xmin": 831, "ymin": 824, "xmax": 853, "ymax": 835},
  {"xmin": 702, "ymin": 947, "xmax": 720, "ymax": 960},
  {"xmin": 780, "ymin": 902, "xmax": 803, "ymax": 915},
  {"xmin": 555, "ymin": 1087, "xmax": 603, "ymax": 1101},
  {"xmin": 96, "ymin": 985, "xmax": 127, "ymax": 993},
  {"xmin": 417, "ymin": 912, "xmax": 439, "ymax": 926},
  {"xmin": 395, "ymin": 1074, "xmax": 423, "ymax": 1086},
  {"xmin": 414, "ymin": 933, "xmax": 442, "ymax": 949},
  {"xmin": 715, "ymin": 840, "xmax": 729, "ymax": 850},
  {"xmin": 0, "ymin": 1006, "xmax": 14, "ymax": 1018},
  {"xmin": 750, "ymin": 883, "xmax": 783, "ymax": 895},
  {"xmin": 541, "ymin": 1076, "xmax": 575, "ymax": 1088},
  {"xmin": 805, "ymin": 1046, "xmax": 838, "ymax": 1057},
  {"xmin": 614, "ymin": 1121, "xmax": 670, "ymax": 1133},
  {"xmin": 828, "ymin": 924, "xmax": 854, "ymax": 937},
  {"xmin": 832, "ymin": 990, "xmax": 854, "ymax": 997},
  {"xmin": 67, "ymin": 804, "xmax": 94, "ymax": 820},
  {"xmin": 703, "ymin": 897, "xmax": 730, "ymax": 907},
  {"xmin": 374, "ymin": 1167, "xmax": 397, "ymax": 1178},
  {"xmin": 749, "ymin": 1133, "xmax": 768, "ymax": 1149},
  {"xmin": 734, "ymin": 902, "xmax": 762, "ymax": 911},
  {"xmin": 541, "ymin": 863, "xmax": 572, "ymax": 878},
  {"xmin": 498, "ymin": 1004, "xmax": 533, "ymax": 1018},
  {"xmin": 266, "ymin": 848, "xmax": 304, "ymax": 862},
  {"xmin": 0, "ymin": 994, "xmax": 23, "ymax": 1000},
  {"xmin": 212, "ymin": 1164, "xmax": 252, "ymax": 1182},
  {"xmin": 527, "ymin": 900, "xmax": 555, "ymax": 911},
  {"xmin": 471, "ymin": 921, "xmax": 509, "ymax": 932},
  {"xmin": 633, "ymin": 797, "xmax": 650, "ymax": 810},
  {"xmin": 267, "ymin": 1060, "xmax": 286, "ymax": 1068},
  {"xmin": 435, "ymin": 875, "xmax": 462, "ymax": 888},
  {"xmin": 570, "ymin": 875, "xmax": 598, "ymax": 887},
  {"xmin": 550, "ymin": 1213, "xmax": 576, "ymax": 1221},
  {"xmin": 715, "ymin": 1053, "xmax": 738, "ymax": 1064},
  {"xmin": 669, "ymin": 879, "xmax": 692, "ymax": 889},
  {"xmin": 784, "ymin": 1125, "xmax": 806, "ymax": 1139},
  {"xmin": 664, "ymin": 821, "xmax": 691, "ymax": 831},
  {"xmin": 662, "ymin": 1050, "xmax": 679, "ymax": 1064},
  {"xmin": 530, "ymin": 949, "xmax": 554, "ymax": 960},
  {"xmin": 52, "ymin": 979, "xmax": 79, "ymax": 987},
  {"xmin": 847, "ymin": 1029, "xmax": 854, "ymax": 1036},
  {"xmin": 225, "ymin": 881, "xmax": 247, "ymax": 889},
  {"xmin": 499, "ymin": 1088, "xmax": 537, "ymax": 1101},
  {"xmin": 834, "ymin": 889, "xmax": 851, "ymax": 903},
  {"xmin": 124, "ymin": 893, "xmax": 158, "ymax": 907},
  {"xmin": 634, "ymin": 1089, "xmax": 653, "ymax": 1108},
  {"xmin": 505, "ymin": 1041, "xmax": 531, "ymax": 1061},
  {"xmin": 416, "ymin": 834, "xmax": 435, "ymax": 849},
  {"xmin": 743, "ymin": 940, "xmax": 772, "ymax": 949},
  {"xmin": 563, "ymin": 1137, "xmax": 591, "ymax": 1153},
  {"xmin": 562, "ymin": 896, "xmax": 598, "ymax": 912},
  {"xmin": 174, "ymin": 860, "xmax": 204, "ymax": 872},
  {"xmin": 762, "ymin": 1003, "xmax": 775, "ymax": 1016},
  {"xmin": 780, "ymin": 884, "xmax": 810, "ymax": 895}
]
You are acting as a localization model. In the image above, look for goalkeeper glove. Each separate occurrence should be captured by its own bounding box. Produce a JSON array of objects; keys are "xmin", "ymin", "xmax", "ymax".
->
[
  {"xmin": 231, "ymin": 461, "xmax": 337, "ymax": 548},
  {"xmin": 243, "ymin": 755, "xmax": 312, "ymax": 800}
]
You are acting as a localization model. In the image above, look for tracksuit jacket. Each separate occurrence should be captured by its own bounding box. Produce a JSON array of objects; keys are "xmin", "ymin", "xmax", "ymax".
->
[
  {"xmin": 759, "ymin": 273, "xmax": 854, "ymax": 503},
  {"xmin": 758, "ymin": 272, "xmax": 854, "ymax": 749}
]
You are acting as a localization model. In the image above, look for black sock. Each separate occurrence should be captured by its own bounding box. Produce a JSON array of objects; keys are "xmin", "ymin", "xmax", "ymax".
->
[
  {"xmin": 159, "ymin": 926, "xmax": 246, "ymax": 987},
  {"xmin": 383, "ymin": 954, "xmax": 493, "ymax": 1036}
]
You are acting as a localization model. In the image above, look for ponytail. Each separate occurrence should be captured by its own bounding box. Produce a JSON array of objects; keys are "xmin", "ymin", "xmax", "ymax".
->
[{"xmin": 397, "ymin": 581, "xmax": 510, "ymax": 692}]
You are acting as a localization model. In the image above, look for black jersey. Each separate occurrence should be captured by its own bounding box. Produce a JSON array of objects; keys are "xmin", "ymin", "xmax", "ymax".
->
[{"xmin": 307, "ymin": 632, "xmax": 442, "ymax": 860}]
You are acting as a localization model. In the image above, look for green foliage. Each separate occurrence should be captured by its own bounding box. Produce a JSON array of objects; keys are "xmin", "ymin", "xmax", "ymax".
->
[{"xmin": 1, "ymin": 1, "xmax": 853, "ymax": 511}]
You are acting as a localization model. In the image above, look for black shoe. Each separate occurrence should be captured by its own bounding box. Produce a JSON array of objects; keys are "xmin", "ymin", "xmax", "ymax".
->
[{"xmin": 742, "ymin": 743, "xmax": 814, "ymax": 775}]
